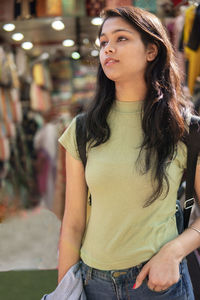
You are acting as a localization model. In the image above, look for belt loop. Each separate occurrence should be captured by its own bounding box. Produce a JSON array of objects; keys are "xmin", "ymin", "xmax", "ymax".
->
[{"xmin": 85, "ymin": 266, "xmax": 93, "ymax": 285}]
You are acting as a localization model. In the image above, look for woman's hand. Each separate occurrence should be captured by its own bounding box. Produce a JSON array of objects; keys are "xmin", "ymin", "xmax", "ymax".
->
[{"xmin": 134, "ymin": 242, "xmax": 182, "ymax": 292}]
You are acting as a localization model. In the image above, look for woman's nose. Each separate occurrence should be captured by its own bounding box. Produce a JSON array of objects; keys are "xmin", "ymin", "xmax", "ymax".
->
[{"xmin": 104, "ymin": 44, "xmax": 115, "ymax": 54}]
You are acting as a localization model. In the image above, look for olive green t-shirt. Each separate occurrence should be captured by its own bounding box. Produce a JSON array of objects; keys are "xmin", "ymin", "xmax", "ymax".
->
[{"xmin": 59, "ymin": 100, "xmax": 197, "ymax": 270}]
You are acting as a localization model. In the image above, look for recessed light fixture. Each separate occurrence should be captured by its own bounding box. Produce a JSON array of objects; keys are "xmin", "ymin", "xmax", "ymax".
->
[
  {"xmin": 3, "ymin": 23, "xmax": 15, "ymax": 32},
  {"xmin": 51, "ymin": 20, "xmax": 65, "ymax": 31},
  {"xmin": 83, "ymin": 38, "xmax": 89, "ymax": 45},
  {"xmin": 95, "ymin": 38, "xmax": 100, "ymax": 47},
  {"xmin": 21, "ymin": 42, "xmax": 33, "ymax": 50},
  {"xmin": 12, "ymin": 33, "xmax": 24, "ymax": 41},
  {"xmin": 91, "ymin": 17, "xmax": 103, "ymax": 26},
  {"xmin": 71, "ymin": 52, "xmax": 80, "ymax": 60},
  {"xmin": 91, "ymin": 50, "xmax": 99, "ymax": 57},
  {"xmin": 40, "ymin": 52, "xmax": 50, "ymax": 60},
  {"xmin": 63, "ymin": 39, "xmax": 75, "ymax": 47}
]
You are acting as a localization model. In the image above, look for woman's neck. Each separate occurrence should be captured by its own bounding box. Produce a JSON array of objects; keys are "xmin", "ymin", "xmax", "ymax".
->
[{"xmin": 115, "ymin": 79, "xmax": 147, "ymax": 102}]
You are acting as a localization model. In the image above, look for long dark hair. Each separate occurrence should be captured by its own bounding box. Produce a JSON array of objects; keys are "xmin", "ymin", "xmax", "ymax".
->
[{"xmin": 85, "ymin": 6, "xmax": 191, "ymax": 206}]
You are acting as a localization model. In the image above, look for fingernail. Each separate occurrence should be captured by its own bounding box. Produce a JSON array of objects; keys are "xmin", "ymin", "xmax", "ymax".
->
[{"xmin": 132, "ymin": 283, "xmax": 136, "ymax": 289}]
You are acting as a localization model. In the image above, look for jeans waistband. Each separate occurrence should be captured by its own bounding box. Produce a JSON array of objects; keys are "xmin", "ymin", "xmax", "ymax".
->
[{"xmin": 80, "ymin": 260, "xmax": 148, "ymax": 282}]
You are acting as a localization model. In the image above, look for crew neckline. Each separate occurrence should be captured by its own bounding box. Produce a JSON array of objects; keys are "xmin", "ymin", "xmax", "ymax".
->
[{"xmin": 113, "ymin": 100, "xmax": 144, "ymax": 113}]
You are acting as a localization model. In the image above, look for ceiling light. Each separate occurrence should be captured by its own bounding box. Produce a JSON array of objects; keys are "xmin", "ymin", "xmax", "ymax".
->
[
  {"xmin": 91, "ymin": 50, "xmax": 99, "ymax": 57},
  {"xmin": 40, "ymin": 52, "xmax": 50, "ymax": 60},
  {"xmin": 83, "ymin": 38, "xmax": 89, "ymax": 45},
  {"xmin": 63, "ymin": 39, "xmax": 75, "ymax": 47},
  {"xmin": 12, "ymin": 33, "xmax": 24, "ymax": 41},
  {"xmin": 51, "ymin": 20, "xmax": 65, "ymax": 31},
  {"xmin": 3, "ymin": 23, "xmax": 15, "ymax": 32},
  {"xmin": 95, "ymin": 38, "xmax": 100, "ymax": 47},
  {"xmin": 71, "ymin": 52, "xmax": 80, "ymax": 60},
  {"xmin": 91, "ymin": 17, "xmax": 103, "ymax": 26},
  {"xmin": 21, "ymin": 42, "xmax": 33, "ymax": 50}
]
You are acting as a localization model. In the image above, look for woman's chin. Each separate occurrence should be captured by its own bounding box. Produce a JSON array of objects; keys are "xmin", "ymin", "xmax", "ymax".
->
[{"xmin": 105, "ymin": 73, "xmax": 120, "ymax": 82}]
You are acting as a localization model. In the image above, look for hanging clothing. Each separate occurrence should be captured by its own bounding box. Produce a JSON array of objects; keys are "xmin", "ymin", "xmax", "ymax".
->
[
  {"xmin": 173, "ymin": 14, "xmax": 186, "ymax": 81},
  {"xmin": 184, "ymin": 4, "xmax": 200, "ymax": 94},
  {"xmin": 187, "ymin": 4, "xmax": 200, "ymax": 51},
  {"xmin": 34, "ymin": 122, "xmax": 58, "ymax": 210}
]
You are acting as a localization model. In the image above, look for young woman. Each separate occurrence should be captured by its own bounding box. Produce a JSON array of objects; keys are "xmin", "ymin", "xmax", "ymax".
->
[{"xmin": 58, "ymin": 6, "xmax": 200, "ymax": 300}]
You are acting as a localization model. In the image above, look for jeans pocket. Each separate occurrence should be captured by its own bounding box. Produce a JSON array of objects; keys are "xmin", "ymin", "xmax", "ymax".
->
[
  {"xmin": 141, "ymin": 261, "xmax": 187, "ymax": 299},
  {"xmin": 143, "ymin": 275, "xmax": 183, "ymax": 295}
]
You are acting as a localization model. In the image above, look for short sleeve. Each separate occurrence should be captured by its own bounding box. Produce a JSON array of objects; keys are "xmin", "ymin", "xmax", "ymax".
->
[
  {"xmin": 176, "ymin": 142, "xmax": 200, "ymax": 168},
  {"xmin": 58, "ymin": 117, "xmax": 81, "ymax": 161},
  {"xmin": 175, "ymin": 141, "xmax": 187, "ymax": 170}
]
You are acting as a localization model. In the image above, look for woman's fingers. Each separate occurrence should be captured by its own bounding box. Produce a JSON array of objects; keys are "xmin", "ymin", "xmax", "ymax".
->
[
  {"xmin": 148, "ymin": 284, "xmax": 169, "ymax": 292},
  {"xmin": 134, "ymin": 263, "xmax": 150, "ymax": 289}
]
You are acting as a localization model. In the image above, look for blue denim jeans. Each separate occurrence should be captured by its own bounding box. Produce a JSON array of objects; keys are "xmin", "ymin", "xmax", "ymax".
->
[{"xmin": 80, "ymin": 259, "xmax": 194, "ymax": 300}]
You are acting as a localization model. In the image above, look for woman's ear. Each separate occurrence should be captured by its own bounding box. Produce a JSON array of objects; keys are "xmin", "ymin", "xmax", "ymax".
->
[{"xmin": 146, "ymin": 43, "xmax": 158, "ymax": 62}]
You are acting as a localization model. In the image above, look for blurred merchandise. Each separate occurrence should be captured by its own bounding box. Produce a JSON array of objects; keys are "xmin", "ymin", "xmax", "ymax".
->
[
  {"xmin": 86, "ymin": 0, "xmax": 105, "ymax": 17},
  {"xmin": 133, "ymin": 0, "xmax": 157, "ymax": 13},
  {"xmin": 0, "ymin": 0, "xmax": 15, "ymax": 22},
  {"xmin": 106, "ymin": 0, "xmax": 132, "ymax": 9},
  {"xmin": 62, "ymin": 0, "xmax": 86, "ymax": 17}
]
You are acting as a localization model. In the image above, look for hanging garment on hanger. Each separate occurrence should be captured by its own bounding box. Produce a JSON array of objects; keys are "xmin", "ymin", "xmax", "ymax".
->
[
  {"xmin": 171, "ymin": 0, "xmax": 187, "ymax": 7},
  {"xmin": 30, "ymin": 83, "xmax": 51, "ymax": 112},
  {"xmin": 106, "ymin": 0, "xmax": 132, "ymax": 9},
  {"xmin": 86, "ymin": 0, "xmax": 105, "ymax": 17},
  {"xmin": 187, "ymin": 4, "xmax": 200, "ymax": 50},
  {"xmin": 36, "ymin": 0, "xmax": 46, "ymax": 17},
  {"xmin": 184, "ymin": 4, "xmax": 200, "ymax": 94},
  {"xmin": 34, "ymin": 121, "xmax": 58, "ymax": 210},
  {"xmin": 0, "ymin": 0, "xmax": 14, "ymax": 22},
  {"xmin": 9, "ymin": 89, "xmax": 23, "ymax": 123},
  {"xmin": 46, "ymin": 0, "xmax": 62, "ymax": 16},
  {"xmin": 133, "ymin": 0, "xmax": 157, "ymax": 14},
  {"xmin": 0, "ymin": 94, "xmax": 16, "ymax": 139},
  {"xmin": 36, "ymin": 0, "xmax": 62, "ymax": 17},
  {"xmin": 32, "ymin": 63, "xmax": 52, "ymax": 90},
  {"xmin": 62, "ymin": 0, "xmax": 85, "ymax": 16},
  {"xmin": 0, "ymin": 88, "xmax": 22, "ymax": 124},
  {"xmin": 0, "ymin": 136, "xmax": 10, "ymax": 161},
  {"xmin": 6, "ymin": 52, "xmax": 20, "ymax": 89},
  {"xmin": 0, "ymin": 47, "xmax": 12, "ymax": 87},
  {"xmin": 14, "ymin": 0, "xmax": 36, "ymax": 19},
  {"xmin": 173, "ymin": 14, "xmax": 186, "ymax": 82}
]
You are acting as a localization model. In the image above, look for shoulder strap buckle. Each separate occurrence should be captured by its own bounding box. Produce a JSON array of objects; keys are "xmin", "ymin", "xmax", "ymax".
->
[{"xmin": 184, "ymin": 198, "xmax": 194, "ymax": 210}]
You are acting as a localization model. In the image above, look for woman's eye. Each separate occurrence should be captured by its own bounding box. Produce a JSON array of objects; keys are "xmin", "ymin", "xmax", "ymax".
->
[
  {"xmin": 118, "ymin": 36, "xmax": 127, "ymax": 42},
  {"xmin": 100, "ymin": 41, "xmax": 107, "ymax": 48}
]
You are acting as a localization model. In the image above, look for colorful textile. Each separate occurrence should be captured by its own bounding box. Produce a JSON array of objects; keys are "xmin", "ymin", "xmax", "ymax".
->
[
  {"xmin": 106, "ymin": 0, "xmax": 132, "ymax": 8},
  {"xmin": 86, "ymin": 0, "xmax": 105, "ymax": 17},
  {"xmin": 30, "ymin": 83, "xmax": 51, "ymax": 112},
  {"xmin": 62, "ymin": 0, "xmax": 85, "ymax": 16},
  {"xmin": 133, "ymin": 0, "xmax": 157, "ymax": 13},
  {"xmin": 0, "ymin": 0, "xmax": 14, "ymax": 21},
  {"xmin": 46, "ymin": 0, "xmax": 62, "ymax": 16},
  {"xmin": 184, "ymin": 5, "xmax": 200, "ymax": 94},
  {"xmin": 0, "ymin": 137, "xmax": 10, "ymax": 161}
]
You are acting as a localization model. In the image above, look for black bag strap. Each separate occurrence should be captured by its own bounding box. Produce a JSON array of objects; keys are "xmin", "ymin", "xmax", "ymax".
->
[
  {"xmin": 184, "ymin": 115, "xmax": 200, "ymax": 229},
  {"xmin": 76, "ymin": 113, "xmax": 87, "ymax": 168}
]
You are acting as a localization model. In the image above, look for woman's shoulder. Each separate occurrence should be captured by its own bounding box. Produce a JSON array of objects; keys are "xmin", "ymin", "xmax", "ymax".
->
[{"xmin": 58, "ymin": 115, "xmax": 85, "ymax": 161}]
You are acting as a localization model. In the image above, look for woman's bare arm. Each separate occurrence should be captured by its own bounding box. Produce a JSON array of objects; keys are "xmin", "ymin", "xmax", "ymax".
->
[
  {"xmin": 58, "ymin": 151, "xmax": 88, "ymax": 283},
  {"xmin": 169, "ymin": 163, "xmax": 200, "ymax": 258}
]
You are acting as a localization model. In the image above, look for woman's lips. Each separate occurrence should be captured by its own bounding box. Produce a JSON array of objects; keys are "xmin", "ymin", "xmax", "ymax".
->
[{"xmin": 104, "ymin": 58, "xmax": 119, "ymax": 66}]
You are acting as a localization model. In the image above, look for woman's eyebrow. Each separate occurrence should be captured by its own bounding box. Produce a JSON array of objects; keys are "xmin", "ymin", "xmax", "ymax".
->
[{"xmin": 100, "ymin": 28, "xmax": 133, "ymax": 37}]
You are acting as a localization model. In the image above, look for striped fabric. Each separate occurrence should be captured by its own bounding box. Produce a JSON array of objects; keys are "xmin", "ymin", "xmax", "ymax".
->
[{"xmin": 41, "ymin": 262, "xmax": 86, "ymax": 300}]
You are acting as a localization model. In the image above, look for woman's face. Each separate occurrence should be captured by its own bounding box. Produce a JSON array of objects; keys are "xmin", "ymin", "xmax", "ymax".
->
[{"xmin": 99, "ymin": 17, "xmax": 150, "ymax": 83}]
